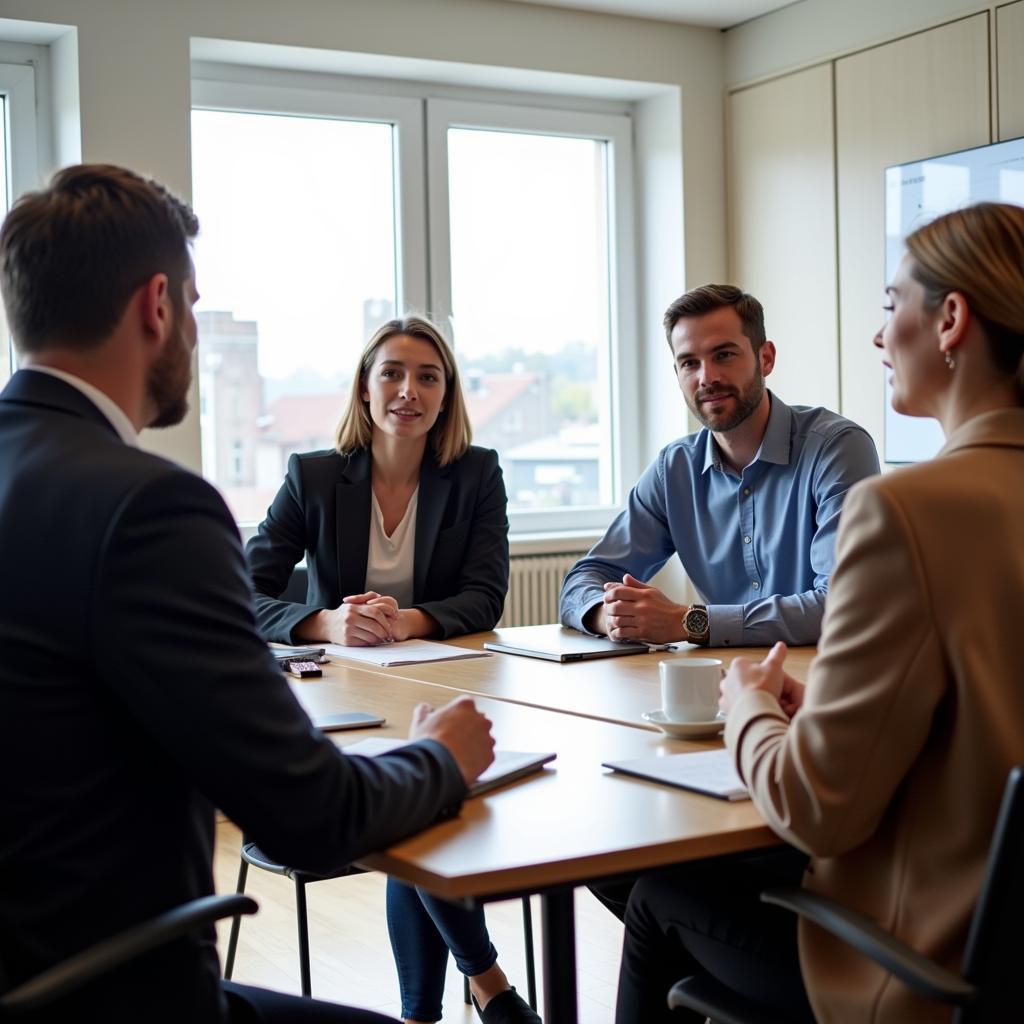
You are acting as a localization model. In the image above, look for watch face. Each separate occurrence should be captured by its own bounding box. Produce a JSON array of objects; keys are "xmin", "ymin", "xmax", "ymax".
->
[{"xmin": 686, "ymin": 609, "xmax": 710, "ymax": 635}]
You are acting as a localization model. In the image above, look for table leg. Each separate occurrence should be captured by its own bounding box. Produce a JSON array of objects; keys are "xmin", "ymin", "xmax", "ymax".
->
[{"xmin": 541, "ymin": 888, "xmax": 577, "ymax": 1024}]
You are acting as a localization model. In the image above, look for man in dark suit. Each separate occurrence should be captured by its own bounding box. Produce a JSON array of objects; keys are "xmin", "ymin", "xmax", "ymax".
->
[{"xmin": 0, "ymin": 164, "xmax": 495, "ymax": 1023}]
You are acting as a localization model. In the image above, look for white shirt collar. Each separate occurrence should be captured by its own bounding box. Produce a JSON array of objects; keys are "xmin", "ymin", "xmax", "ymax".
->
[{"xmin": 24, "ymin": 365, "xmax": 139, "ymax": 446}]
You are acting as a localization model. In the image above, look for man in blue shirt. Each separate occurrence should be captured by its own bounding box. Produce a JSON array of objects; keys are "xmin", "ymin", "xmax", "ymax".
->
[{"xmin": 560, "ymin": 284, "xmax": 879, "ymax": 648}]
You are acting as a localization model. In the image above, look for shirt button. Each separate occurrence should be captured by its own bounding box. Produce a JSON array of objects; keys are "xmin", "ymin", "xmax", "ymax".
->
[
  {"xmin": 743, "ymin": 487, "xmax": 751, "ymax": 496},
  {"xmin": 743, "ymin": 535, "xmax": 751, "ymax": 544},
  {"xmin": 752, "ymin": 581, "xmax": 760, "ymax": 589}
]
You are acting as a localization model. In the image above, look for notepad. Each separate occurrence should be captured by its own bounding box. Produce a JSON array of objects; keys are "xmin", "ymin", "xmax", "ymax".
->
[
  {"xmin": 344, "ymin": 737, "xmax": 556, "ymax": 796},
  {"xmin": 323, "ymin": 639, "xmax": 491, "ymax": 668},
  {"xmin": 602, "ymin": 748, "xmax": 749, "ymax": 801}
]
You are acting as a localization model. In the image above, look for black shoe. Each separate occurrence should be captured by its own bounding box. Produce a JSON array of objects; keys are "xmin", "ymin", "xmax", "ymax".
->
[{"xmin": 472, "ymin": 987, "xmax": 542, "ymax": 1024}]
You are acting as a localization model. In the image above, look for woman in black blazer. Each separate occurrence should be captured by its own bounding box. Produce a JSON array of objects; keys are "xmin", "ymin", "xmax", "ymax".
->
[{"xmin": 247, "ymin": 317, "xmax": 538, "ymax": 1024}]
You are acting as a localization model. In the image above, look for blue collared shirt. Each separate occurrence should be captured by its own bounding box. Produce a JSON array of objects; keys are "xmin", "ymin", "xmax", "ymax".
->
[{"xmin": 559, "ymin": 394, "xmax": 880, "ymax": 646}]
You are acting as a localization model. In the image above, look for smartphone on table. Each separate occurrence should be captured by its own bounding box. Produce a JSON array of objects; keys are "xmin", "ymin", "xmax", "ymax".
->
[{"xmin": 313, "ymin": 711, "xmax": 386, "ymax": 732}]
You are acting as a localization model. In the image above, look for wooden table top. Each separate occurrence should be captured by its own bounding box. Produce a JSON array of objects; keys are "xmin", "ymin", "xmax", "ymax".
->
[
  {"xmin": 323, "ymin": 630, "xmax": 817, "ymax": 733},
  {"xmin": 290, "ymin": 662, "xmax": 778, "ymax": 900}
]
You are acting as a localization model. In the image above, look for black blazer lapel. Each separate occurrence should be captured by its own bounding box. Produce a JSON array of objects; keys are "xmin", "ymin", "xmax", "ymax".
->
[
  {"xmin": 335, "ymin": 448, "xmax": 372, "ymax": 598},
  {"xmin": 414, "ymin": 453, "xmax": 452, "ymax": 601}
]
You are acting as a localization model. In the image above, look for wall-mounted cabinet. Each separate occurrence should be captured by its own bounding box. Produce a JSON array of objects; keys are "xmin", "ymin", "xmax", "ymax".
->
[
  {"xmin": 997, "ymin": 1, "xmax": 1024, "ymax": 139},
  {"xmin": 835, "ymin": 13, "xmax": 990, "ymax": 451},
  {"xmin": 726, "ymin": 10, "xmax": 1002, "ymax": 458},
  {"xmin": 726, "ymin": 64, "xmax": 838, "ymax": 410}
]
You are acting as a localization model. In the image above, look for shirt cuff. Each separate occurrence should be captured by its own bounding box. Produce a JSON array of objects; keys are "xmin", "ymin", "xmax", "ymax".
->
[
  {"xmin": 707, "ymin": 604, "xmax": 743, "ymax": 647},
  {"xmin": 567, "ymin": 594, "xmax": 606, "ymax": 635}
]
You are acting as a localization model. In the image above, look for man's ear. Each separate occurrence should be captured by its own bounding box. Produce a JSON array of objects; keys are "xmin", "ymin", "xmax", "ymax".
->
[
  {"xmin": 937, "ymin": 291, "xmax": 969, "ymax": 357},
  {"xmin": 759, "ymin": 339, "xmax": 777, "ymax": 377},
  {"xmin": 139, "ymin": 273, "xmax": 173, "ymax": 348}
]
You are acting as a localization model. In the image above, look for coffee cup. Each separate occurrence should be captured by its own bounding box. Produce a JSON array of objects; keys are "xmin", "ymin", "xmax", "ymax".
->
[{"xmin": 659, "ymin": 658, "xmax": 723, "ymax": 723}]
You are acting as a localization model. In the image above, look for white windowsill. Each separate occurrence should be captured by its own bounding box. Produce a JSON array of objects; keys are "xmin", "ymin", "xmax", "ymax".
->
[
  {"xmin": 509, "ymin": 531, "xmax": 600, "ymax": 556},
  {"xmin": 237, "ymin": 520, "xmax": 600, "ymax": 556}
]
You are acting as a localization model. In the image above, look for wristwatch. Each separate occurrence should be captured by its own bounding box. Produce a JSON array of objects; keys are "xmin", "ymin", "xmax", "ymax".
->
[{"xmin": 683, "ymin": 603, "xmax": 710, "ymax": 645}]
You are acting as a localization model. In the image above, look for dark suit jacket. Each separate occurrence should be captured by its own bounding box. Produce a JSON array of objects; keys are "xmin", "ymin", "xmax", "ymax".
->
[
  {"xmin": 0, "ymin": 370, "xmax": 466, "ymax": 1023},
  {"xmin": 246, "ymin": 446, "xmax": 510, "ymax": 644}
]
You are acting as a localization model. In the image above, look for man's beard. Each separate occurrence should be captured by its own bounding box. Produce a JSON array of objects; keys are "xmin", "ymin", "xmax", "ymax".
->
[
  {"xmin": 686, "ymin": 364, "xmax": 766, "ymax": 433},
  {"xmin": 146, "ymin": 315, "xmax": 192, "ymax": 429}
]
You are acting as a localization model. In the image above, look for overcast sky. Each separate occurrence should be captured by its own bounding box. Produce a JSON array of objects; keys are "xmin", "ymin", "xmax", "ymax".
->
[{"xmin": 191, "ymin": 108, "xmax": 609, "ymax": 380}]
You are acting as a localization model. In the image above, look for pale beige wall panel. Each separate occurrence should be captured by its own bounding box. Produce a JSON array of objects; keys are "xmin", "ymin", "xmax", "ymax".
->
[
  {"xmin": 997, "ymin": 1, "xmax": 1024, "ymax": 140},
  {"xmin": 835, "ymin": 14, "xmax": 990, "ymax": 455},
  {"xmin": 727, "ymin": 63, "xmax": 838, "ymax": 411}
]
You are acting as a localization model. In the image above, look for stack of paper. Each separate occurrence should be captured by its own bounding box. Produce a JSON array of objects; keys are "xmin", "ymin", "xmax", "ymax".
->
[
  {"xmin": 324, "ymin": 639, "xmax": 491, "ymax": 668},
  {"xmin": 602, "ymin": 748, "xmax": 749, "ymax": 801}
]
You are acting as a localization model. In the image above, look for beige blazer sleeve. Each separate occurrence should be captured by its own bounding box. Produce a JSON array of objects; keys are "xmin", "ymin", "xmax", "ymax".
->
[{"xmin": 724, "ymin": 476, "xmax": 947, "ymax": 857}]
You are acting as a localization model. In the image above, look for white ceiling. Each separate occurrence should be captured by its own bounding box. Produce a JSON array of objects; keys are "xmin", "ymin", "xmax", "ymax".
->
[{"xmin": 501, "ymin": 0, "xmax": 800, "ymax": 30}]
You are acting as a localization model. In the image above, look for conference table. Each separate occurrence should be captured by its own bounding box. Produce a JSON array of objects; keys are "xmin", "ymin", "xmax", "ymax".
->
[{"xmin": 286, "ymin": 634, "xmax": 816, "ymax": 1024}]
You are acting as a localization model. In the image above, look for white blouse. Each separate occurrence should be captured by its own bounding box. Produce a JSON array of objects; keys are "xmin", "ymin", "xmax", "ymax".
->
[{"xmin": 364, "ymin": 487, "xmax": 417, "ymax": 609}]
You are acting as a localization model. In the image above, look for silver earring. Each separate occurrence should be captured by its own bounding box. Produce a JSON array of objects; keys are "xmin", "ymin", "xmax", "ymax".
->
[{"xmin": 944, "ymin": 352, "xmax": 956, "ymax": 370}]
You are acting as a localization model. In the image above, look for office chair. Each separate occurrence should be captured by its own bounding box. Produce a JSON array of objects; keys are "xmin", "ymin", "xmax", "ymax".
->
[
  {"xmin": 0, "ymin": 894, "xmax": 257, "ymax": 1018},
  {"xmin": 668, "ymin": 764, "xmax": 1023, "ymax": 1022},
  {"xmin": 223, "ymin": 839, "xmax": 537, "ymax": 1008}
]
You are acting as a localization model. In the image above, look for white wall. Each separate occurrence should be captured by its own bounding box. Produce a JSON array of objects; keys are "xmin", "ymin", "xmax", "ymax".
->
[{"xmin": 0, "ymin": 0, "xmax": 727, "ymax": 474}]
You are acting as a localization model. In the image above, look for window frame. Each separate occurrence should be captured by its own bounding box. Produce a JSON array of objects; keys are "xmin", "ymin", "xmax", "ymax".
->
[
  {"xmin": 0, "ymin": 56, "xmax": 40, "ymax": 386},
  {"xmin": 190, "ymin": 73, "xmax": 640, "ymax": 538},
  {"xmin": 425, "ymin": 98, "xmax": 638, "ymax": 534}
]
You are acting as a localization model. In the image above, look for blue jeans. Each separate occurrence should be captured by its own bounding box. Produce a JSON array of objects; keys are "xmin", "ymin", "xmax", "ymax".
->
[{"xmin": 385, "ymin": 877, "xmax": 498, "ymax": 1021}]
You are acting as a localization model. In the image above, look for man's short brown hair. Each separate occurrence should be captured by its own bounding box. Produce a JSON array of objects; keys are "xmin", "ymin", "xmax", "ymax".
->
[
  {"xmin": 0, "ymin": 163, "xmax": 199, "ymax": 354},
  {"xmin": 662, "ymin": 284, "xmax": 766, "ymax": 352}
]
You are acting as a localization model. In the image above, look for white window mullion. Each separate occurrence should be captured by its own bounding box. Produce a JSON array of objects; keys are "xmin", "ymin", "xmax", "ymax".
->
[{"xmin": 424, "ymin": 98, "xmax": 454, "ymax": 331}]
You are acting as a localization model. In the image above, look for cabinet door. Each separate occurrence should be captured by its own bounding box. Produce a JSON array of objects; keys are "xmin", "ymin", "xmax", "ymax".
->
[
  {"xmin": 998, "ymin": 0, "xmax": 1024, "ymax": 140},
  {"xmin": 727, "ymin": 63, "xmax": 837, "ymax": 410},
  {"xmin": 835, "ymin": 13, "xmax": 990, "ymax": 456}
]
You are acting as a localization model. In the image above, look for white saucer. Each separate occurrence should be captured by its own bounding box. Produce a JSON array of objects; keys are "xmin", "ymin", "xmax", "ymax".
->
[{"xmin": 642, "ymin": 709, "xmax": 725, "ymax": 739}]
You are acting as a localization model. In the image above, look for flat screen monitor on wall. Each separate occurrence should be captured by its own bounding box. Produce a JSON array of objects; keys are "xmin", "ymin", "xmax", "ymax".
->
[{"xmin": 884, "ymin": 135, "xmax": 1024, "ymax": 463}]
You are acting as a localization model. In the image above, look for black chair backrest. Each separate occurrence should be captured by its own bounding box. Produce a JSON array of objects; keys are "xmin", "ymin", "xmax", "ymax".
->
[{"xmin": 958, "ymin": 764, "xmax": 1024, "ymax": 1022}]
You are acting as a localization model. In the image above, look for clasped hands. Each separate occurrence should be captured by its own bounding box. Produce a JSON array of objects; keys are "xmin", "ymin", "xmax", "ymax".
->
[
  {"xmin": 322, "ymin": 592, "xmax": 405, "ymax": 647},
  {"xmin": 591, "ymin": 573, "xmax": 689, "ymax": 644}
]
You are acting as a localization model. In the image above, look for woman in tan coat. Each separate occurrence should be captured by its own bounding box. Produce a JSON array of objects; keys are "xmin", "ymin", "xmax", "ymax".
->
[{"xmin": 615, "ymin": 201, "xmax": 1024, "ymax": 1023}]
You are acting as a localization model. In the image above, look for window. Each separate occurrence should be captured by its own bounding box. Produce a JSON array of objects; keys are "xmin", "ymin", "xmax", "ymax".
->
[
  {"xmin": 191, "ymin": 76, "xmax": 635, "ymax": 533},
  {"xmin": 0, "ymin": 58, "xmax": 40, "ymax": 387},
  {"xmin": 191, "ymin": 84, "xmax": 422, "ymax": 523}
]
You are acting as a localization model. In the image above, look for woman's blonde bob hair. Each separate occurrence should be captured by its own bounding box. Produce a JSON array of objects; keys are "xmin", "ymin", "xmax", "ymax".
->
[
  {"xmin": 335, "ymin": 315, "xmax": 473, "ymax": 465},
  {"xmin": 906, "ymin": 201, "xmax": 1024, "ymax": 399}
]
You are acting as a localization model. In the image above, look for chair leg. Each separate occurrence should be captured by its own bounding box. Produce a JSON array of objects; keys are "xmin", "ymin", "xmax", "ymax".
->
[
  {"xmin": 295, "ymin": 878, "xmax": 312, "ymax": 997},
  {"xmin": 223, "ymin": 856, "xmax": 249, "ymax": 980},
  {"xmin": 521, "ymin": 896, "xmax": 537, "ymax": 1010},
  {"xmin": 464, "ymin": 972, "xmax": 471, "ymax": 1005}
]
